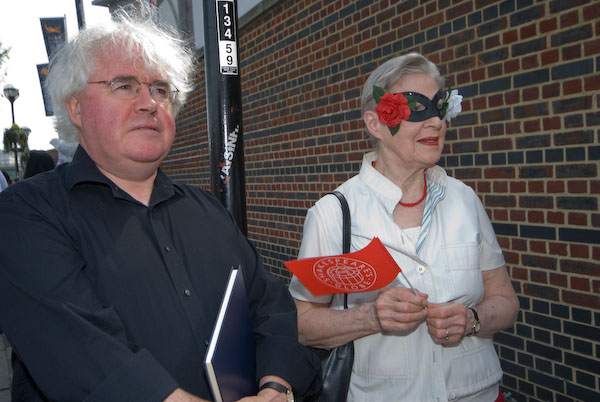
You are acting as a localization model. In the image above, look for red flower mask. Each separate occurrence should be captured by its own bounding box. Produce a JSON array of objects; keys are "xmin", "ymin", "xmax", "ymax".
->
[{"xmin": 373, "ymin": 85, "xmax": 413, "ymax": 135}]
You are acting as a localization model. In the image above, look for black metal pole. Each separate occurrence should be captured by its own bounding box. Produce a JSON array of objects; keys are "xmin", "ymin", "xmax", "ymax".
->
[
  {"xmin": 203, "ymin": 0, "xmax": 247, "ymax": 234},
  {"xmin": 10, "ymin": 101, "xmax": 19, "ymax": 179},
  {"xmin": 75, "ymin": 0, "xmax": 86, "ymax": 30}
]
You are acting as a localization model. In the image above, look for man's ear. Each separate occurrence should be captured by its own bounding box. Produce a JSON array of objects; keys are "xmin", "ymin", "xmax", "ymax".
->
[
  {"xmin": 66, "ymin": 96, "xmax": 82, "ymax": 128},
  {"xmin": 363, "ymin": 110, "xmax": 386, "ymax": 141}
]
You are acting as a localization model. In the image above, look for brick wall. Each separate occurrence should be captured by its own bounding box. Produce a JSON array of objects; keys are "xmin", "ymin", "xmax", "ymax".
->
[{"xmin": 163, "ymin": 0, "xmax": 600, "ymax": 400}]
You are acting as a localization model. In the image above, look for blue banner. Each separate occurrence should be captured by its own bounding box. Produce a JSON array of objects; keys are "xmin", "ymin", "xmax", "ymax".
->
[
  {"xmin": 37, "ymin": 64, "xmax": 53, "ymax": 116},
  {"xmin": 40, "ymin": 17, "xmax": 67, "ymax": 59}
]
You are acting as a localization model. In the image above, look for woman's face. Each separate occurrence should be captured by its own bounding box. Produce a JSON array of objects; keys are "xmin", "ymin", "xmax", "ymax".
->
[{"xmin": 376, "ymin": 73, "xmax": 446, "ymax": 171}]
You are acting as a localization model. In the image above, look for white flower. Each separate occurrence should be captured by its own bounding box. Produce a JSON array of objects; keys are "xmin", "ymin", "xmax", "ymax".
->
[{"xmin": 445, "ymin": 89, "xmax": 463, "ymax": 121}]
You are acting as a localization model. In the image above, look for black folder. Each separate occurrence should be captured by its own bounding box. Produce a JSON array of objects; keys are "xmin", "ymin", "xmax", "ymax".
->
[{"xmin": 204, "ymin": 266, "xmax": 258, "ymax": 402}]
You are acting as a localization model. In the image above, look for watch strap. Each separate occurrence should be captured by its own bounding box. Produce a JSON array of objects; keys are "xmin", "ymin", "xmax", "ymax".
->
[
  {"xmin": 260, "ymin": 381, "xmax": 289, "ymax": 394},
  {"xmin": 469, "ymin": 307, "xmax": 480, "ymax": 335}
]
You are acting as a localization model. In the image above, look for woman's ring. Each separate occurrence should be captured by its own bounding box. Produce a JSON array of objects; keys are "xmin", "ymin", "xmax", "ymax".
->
[{"xmin": 445, "ymin": 330, "xmax": 449, "ymax": 340}]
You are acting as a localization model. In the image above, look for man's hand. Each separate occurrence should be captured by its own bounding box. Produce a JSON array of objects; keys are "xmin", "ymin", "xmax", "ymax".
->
[{"xmin": 164, "ymin": 388, "xmax": 209, "ymax": 402}]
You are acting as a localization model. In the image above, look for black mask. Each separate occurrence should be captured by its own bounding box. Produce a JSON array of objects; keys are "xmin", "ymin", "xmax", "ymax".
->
[{"xmin": 399, "ymin": 90, "xmax": 446, "ymax": 122}]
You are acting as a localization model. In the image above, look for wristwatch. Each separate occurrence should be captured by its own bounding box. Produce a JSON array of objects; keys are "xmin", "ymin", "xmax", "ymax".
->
[
  {"xmin": 260, "ymin": 381, "xmax": 295, "ymax": 402},
  {"xmin": 469, "ymin": 307, "xmax": 481, "ymax": 335}
]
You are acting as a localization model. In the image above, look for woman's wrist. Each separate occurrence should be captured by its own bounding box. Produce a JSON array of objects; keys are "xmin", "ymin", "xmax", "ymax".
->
[
  {"xmin": 358, "ymin": 301, "xmax": 381, "ymax": 332},
  {"xmin": 464, "ymin": 308, "xmax": 475, "ymax": 336}
]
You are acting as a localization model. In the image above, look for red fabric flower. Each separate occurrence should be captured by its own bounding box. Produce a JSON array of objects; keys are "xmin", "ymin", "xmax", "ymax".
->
[{"xmin": 375, "ymin": 92, "xmax": 411, "ymax": 129}]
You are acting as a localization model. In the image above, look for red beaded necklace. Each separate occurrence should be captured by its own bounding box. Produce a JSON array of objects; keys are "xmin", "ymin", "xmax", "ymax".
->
[{"xmin": 372, "ymin": 161, "xmax": 427, "ymax": 207}]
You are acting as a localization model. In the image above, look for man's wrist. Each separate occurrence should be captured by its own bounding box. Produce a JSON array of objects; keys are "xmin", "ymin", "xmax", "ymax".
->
[
  {"xmin": 259, "ymin": 376, "xmax": 293, "ymax": 402},
  {"xmin": 258, "ymin": 386, "xmax": 286, "ymax": 402}
]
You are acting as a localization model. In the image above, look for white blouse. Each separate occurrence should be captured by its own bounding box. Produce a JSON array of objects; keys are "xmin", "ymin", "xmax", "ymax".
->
[{"xmin": 290, "ymin": 151, "xmax": 505, "ymax": 402}]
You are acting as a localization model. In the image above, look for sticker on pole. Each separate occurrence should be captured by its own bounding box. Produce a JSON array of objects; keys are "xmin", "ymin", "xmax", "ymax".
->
[{"xmin": 216, "ymin": 0, "xmax": 238, "ymax": 75}]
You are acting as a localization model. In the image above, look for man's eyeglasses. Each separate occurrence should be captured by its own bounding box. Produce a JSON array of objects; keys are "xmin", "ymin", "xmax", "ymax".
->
[{"xmin": 88, "ymin": 76, "xmax": 179, "ymax": 104}]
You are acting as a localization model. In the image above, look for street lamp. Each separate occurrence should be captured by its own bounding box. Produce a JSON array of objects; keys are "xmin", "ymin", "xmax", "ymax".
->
[{"xmin": 3, "ymin": 84, "xmax": 20, "ymax": 179}]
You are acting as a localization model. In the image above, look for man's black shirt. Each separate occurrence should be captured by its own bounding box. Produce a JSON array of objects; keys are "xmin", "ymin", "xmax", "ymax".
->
[{"xmin": 0, "ymin": 147, "xmax": 320, "ymax": 401}]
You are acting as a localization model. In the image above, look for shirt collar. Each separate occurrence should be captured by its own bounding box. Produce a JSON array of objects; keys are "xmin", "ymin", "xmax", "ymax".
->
[
  {"xmin": 65, "ymin": 145, "xmax": 183, "ymax": 206},
  {"xmin": 358, "ymin": 151, "xmax": 448, "ymax": 215}
]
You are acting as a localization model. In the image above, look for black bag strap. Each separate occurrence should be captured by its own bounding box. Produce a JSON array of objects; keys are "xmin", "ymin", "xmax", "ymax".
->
[{"xmin": 328, "ymin": 191, "xmax": 350, "ymax": 310}]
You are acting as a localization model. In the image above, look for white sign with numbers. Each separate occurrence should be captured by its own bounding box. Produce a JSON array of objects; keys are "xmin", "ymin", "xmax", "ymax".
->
[{"xmin": 216, "ymin": 0, "xmax": 238, "ymax": 75}]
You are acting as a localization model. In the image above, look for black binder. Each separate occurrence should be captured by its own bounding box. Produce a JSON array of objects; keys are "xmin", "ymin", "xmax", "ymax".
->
[{"xmin": 204, "ymin": 266, "xmax": 257, "ymax": 402}]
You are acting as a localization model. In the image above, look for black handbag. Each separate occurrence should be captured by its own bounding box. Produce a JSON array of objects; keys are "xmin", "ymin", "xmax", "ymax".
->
[{"xmin": 307, "ymin": 191, "xmax": 354, "ymax": 402}]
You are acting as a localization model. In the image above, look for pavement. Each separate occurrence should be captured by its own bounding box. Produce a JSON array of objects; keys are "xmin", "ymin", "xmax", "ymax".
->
[{"xmin": 0, "ymin": 334, "xmax": 11, "ymax": 402}]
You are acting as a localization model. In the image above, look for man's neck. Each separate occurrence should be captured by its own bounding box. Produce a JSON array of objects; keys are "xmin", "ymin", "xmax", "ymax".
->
[{"xmin": 97, "ymin": 165, "xmax": 157, "ymax": 206}]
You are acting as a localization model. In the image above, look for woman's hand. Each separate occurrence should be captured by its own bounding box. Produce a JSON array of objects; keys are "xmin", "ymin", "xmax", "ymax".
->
[
  {"xmin": 425, "ymin": 302, "xmax": 468, "ymax": 344},
  {"xmin": 426, "ymin": 266, "xmax": 520, "ymax": 344},
  {"xmin": 374, "ymin": 286, "xmax": 428, "ymax": 334}
]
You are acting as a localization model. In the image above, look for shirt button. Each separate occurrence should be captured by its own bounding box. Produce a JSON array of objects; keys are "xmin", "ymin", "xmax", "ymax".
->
[
  {"xmin": 417, "ymin": 265, "xmax": 426, "ymax": 274},
  {"xmin": 184, "ymin": 289, "xmax": 192, "ymax": 296},
  {"xmin": 165, "ymin": 246, "xmax": 171, "ymax": 252}
]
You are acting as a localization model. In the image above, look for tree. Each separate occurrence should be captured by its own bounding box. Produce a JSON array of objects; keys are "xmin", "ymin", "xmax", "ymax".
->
[
  {"xmin": 3, "ymin": 123, "xmax": 30, "ymax": 170},
  {"xmin": 0, "ymin": 41, "xmax": 10, "ymax": 86}
]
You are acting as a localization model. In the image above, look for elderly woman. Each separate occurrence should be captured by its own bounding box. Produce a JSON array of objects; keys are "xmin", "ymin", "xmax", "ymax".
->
[{"xmin": 289, "ymin": 53, "xmax": 519, "ymax": 401}]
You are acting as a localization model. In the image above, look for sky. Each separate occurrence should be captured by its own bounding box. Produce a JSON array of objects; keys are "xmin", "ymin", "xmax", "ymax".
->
[{"xmin": 0, "ymin": 0, "xmax": 111, "ymax": 151}]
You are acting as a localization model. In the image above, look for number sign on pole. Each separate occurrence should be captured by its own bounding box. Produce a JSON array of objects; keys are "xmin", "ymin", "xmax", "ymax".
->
[{"xmin": 203, "ymin": 0, "xmax": 247, "ymax": 234}]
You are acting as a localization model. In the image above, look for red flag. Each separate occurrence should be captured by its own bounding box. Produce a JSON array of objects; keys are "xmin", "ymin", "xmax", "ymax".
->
[{"xmin": 285, "ymin": 237, "xmax": 401, "ymax": 295}]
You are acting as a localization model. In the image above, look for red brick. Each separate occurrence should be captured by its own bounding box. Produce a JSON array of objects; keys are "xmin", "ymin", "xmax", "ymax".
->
[
  {"xmin": 567, "ymin": 180, "xmax": 587, "ymax": 193},
  {"xmin": 478, "ymin": 181, "xmax": 491, "ymax": 193},
  {"xmin": 541, "ymin": 49, "xmax": 560, "ymax": 66},
  {"xmin": 510, "ymin": 181, "xmax": 527, "ymax": 193},
  {"xmin": 489, "ymin": 94, "xmax": 504, "ymax": 107},
  {"xmin": 528, "ymin": 181, "xmax": 545, "ymax": 193},
  {"xmin": 530, "ymin": 270, "xmax": 548, "ymax": 284},
  {"xmin": 493, "ymin": 181, "xmax": 509, "ymax": 193},
  {"xmin": 522, "ymin": 55, "xmax": 539, "ymax": 70},
  {"xmin": 583, "ymin": 3, "xmax": 600, "ymax": 21},
  {"xmin": 543, "ymin": 117, "xmax": 561, "ymax": 131},
  {"xmin": 531, "ymin": 241, "xmax": 548, "ymax": 253},
  {"xmin": 512, "ymin": 238, "xmax": 527, "ymax": 251},
  {"xmin": 540, "ymin": 17, "xmax": 558, "ymax": 34},
  {"xmin": 528, "ymin": 211, "xmax": 545, "ymax": 224},
  {"xmin": 512, "ymin": 267, "xmax": 529, "ymax": 281},
  {"xmin": 568, "ymin": 212, "xmax": 588, "ymax": 226},
  {"xmin": 560, "ymin": 10, "xmax": 579, "ymax": 28},
  {"xmin": 563, "ymin": 79, "xmax": 583, "ymax": 95},
  {"xmin": 562, "ymin": 290, "xmax": 600, "ymax": 309},
  {"xmin": 524, "ymin": 120, "xmax": 541, "ymax": 132},
  {"xmin": 570, "ymin": 277, "xmax": 590, "ymax": 291},
  {"xmin": 502, "ymin": 29, "xmax": 518, "ymax": 44},
  {"xmin": 549, "ymin": 273, "xmax": 568, "ymax": 287},
  {"xmin": 520, "ymin": 23, "xmax": 537, "ymax": 39},
  {"xmin": 484, "ymin": 167, "xmax": 515, "ymax": 179},
  {"xmin": 496, "ymin": 211, "xmax": 511, "ymax": 224},
  {"xmin": 510, "ymin": 210, "xmax": 526, "ymax": 222},
  {"xmin": 472, "ymin": 96, "xmax": 488, "ymax": 110},
  {"xmin": 504, "ymin": 90, "xmax": 520, "ymax": 105},
  {"xmin": 542, "ymin": 83, "xmax": 560, "ymax": 98},
  {"xmin": 504, "ymin": 59, "xmax": 520, "ymax": 74},
  {"xmin": 547, "ymin": 212, "xmax": 565, "ymax": 225},
  {"xmin": 522, "ymin": 87, "xmax": 539, "ymax": 101},
  {"xmin": 561, "ymin": 259, "xmax": 600, "ymax": 277},
  {"xmin": 570, "ymin": 244, "xmax": 590, "ymax": 259},
  {"xmin": 562, "ymin": 44, "xmax": 582, "ymax": 61},
  {"xmin": 584, "ymin": 75, "xmax": 600, "ymax": 91},
  {"xmin": 546, "ymin": 181, "xmax": 565, "ymax": 193}
]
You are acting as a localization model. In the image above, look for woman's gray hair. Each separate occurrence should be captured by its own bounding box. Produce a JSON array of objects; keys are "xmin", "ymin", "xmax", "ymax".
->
[
  {"xmin": 46, "ymin": 6, "xmax": 195, "ymax": 143},
  {"xmin": 361, "ymin": 52, "xmax": 444, "ymax": 116}
]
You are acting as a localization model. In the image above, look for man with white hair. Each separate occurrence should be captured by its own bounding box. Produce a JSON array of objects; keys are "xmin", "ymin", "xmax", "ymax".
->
[{"xmin": 0, "ymin": 7, "xmax": 319, "ymax": 402}]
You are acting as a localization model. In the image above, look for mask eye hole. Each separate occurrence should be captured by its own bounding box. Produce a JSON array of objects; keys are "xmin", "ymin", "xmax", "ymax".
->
[
  {"xmin": 412, "ymin": 102, "xmax": 426, "ymax": 112},
  {"xmin": 436, "ymin": 98, "xmax": 444, "ymax": 110}
]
